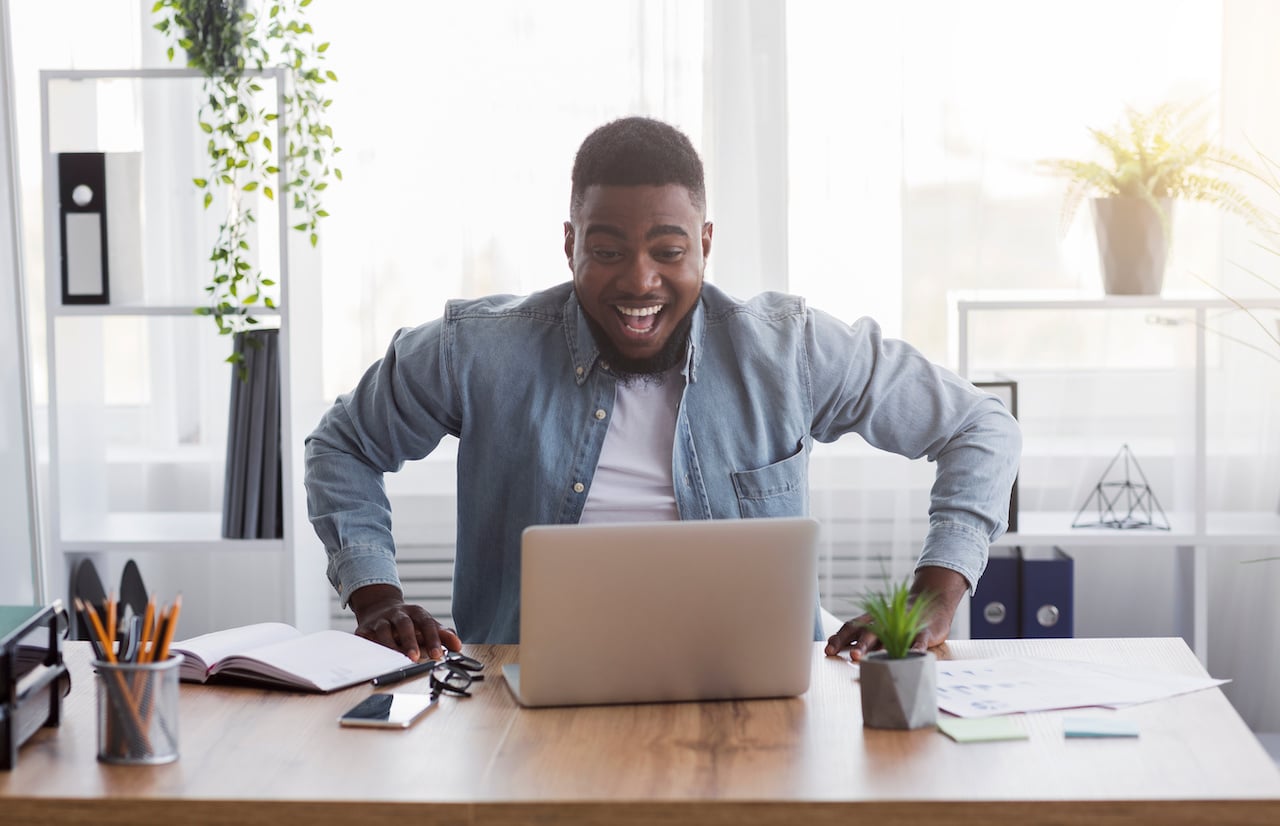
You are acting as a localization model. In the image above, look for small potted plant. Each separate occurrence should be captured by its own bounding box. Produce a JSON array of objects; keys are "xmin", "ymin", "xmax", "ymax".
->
[
  {"xmin": 1040, "ymin": 102, "xmax": 1266, "ymax": 296},
  {"xmin": 857, "ymin": 579, "xmax": 937, "ymax": 730}
]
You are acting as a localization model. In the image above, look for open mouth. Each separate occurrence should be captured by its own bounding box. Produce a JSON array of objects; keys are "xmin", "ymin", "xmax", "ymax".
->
[{"xmin": 615, "ymin": 304, "xmax": 664, "ymax": 335}]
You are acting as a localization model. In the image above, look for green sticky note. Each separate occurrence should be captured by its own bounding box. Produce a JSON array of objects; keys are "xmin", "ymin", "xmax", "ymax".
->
[
  {"xmin": 1063, "ymin": 717, "xmax": 1140, "ymax": 738},
  {"xmin": 937, "ymin": 716, "xmax": 1029, "ymax": 743}
]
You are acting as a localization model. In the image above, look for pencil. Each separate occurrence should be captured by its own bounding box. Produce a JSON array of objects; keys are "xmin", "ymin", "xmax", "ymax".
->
[
  {"xmin": 156, "ymin": 594, "xmax": 182, "ymax": 662},
  {"xmin": 105, "ymin": 590, "xmax": 117, "ymax": 655},
  {"xmin": 138, "ymin": 596, "xmax": 157, "ymax": 665}
]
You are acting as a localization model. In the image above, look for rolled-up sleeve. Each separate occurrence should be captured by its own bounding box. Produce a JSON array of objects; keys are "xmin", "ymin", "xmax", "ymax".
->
[
  {"xmin": 304, "ymin": 317, "xmax": 462, "ymax": 606},
  {"xmin": 805, "ymin": 310, "xmax": 1022, "ymax": 593}
]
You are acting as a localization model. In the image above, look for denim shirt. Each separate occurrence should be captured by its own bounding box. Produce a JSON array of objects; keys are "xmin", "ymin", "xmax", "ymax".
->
[{"xmin": 304, "ymin": 282, "xmax": 1021, "ymax": 644}]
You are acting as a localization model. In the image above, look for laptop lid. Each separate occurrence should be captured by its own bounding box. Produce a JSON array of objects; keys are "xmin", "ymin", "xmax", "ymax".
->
[{"xmin": 505, "ymin": 516, "xmax": 819, "ymax": 708}]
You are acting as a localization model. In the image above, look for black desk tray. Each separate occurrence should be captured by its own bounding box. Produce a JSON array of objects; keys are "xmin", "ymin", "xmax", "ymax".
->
[{"xmin": 1, "ymin": 603, "xmax": 70, "ymax": 771}]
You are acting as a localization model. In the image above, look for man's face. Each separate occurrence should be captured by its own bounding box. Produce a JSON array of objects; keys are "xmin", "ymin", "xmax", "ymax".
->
[{"xmin": 565, "ymin": 184, "xmax": 712, "ymax": 373}]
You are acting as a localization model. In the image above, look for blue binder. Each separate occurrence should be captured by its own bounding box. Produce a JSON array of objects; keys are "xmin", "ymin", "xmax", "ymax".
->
[
  {"xmin": 1019, "ymin": 547, "xmax": 1074, "ymax": 638},
  {"xmin": 970, "ymin": 547, "xmax": 1019, "ymax": 639}
]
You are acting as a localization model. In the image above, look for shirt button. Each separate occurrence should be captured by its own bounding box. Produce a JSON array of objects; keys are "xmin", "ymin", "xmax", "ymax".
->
[
  {"xmin": 594, "ymin": 409, "xmax": 607, "ymax": 420},
  {"xmin": 573, "ymin": 482, "xmax": 585, "ymax": 493},
  {"xmin": 575, "ymin": 366, "xmax": 584, "ymax": 377},
  {"xmin": 601, "ymin": 360, "xmax": 610, "ymax": 371}
]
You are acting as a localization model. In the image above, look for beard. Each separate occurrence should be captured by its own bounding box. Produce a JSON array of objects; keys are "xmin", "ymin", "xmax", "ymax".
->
[{"xmin": 582, "ymin": 305, "xmax": 695, "ymax": 387}]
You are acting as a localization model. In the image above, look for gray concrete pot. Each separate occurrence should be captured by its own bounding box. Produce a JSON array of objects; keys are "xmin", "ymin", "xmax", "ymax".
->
[
  {"xmin": 859, "ymin": 650, "xmax": 937, "ymax": 730},
  {"xmin": 1091, "ymin": 195, "xmax": 1172, "ymax": 295}
]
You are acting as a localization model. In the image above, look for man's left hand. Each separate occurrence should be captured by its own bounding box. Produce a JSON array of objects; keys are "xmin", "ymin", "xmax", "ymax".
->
[{"xmin": 824, "ymin": 566, "xmax": 970, "ymax": 662}]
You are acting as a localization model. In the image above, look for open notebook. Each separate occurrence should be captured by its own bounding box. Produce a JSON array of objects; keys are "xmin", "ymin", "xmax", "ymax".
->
[{"xmin": 171, "ymin": 623, "xmax": 413, "ymax": 692}]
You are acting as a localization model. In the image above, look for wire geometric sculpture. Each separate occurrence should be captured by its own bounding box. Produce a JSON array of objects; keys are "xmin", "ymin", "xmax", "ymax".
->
[{"xmin": 1071, "ymin": 444, "xmax": 1171, "ymax": 530}]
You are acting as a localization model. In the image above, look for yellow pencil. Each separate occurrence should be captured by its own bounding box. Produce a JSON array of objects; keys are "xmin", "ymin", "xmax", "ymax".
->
[
  {"xmin": 138, "ymin": 596, "xmax": 157, "ymax": 664},
  {"xmin": 156, "ymin": 595, "xmax": 182, "ymax": 662},
  {"xmin": 105, "ymin": 590, "xmax": 117, "ymax": 655}
]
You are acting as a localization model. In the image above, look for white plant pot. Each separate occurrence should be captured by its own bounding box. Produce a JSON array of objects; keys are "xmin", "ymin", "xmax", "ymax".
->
[{"xmin": 859, "ymin": 650, "xmax": 937, "ymax": 730}]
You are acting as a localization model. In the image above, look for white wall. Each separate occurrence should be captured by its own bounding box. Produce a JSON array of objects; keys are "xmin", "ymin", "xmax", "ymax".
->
[{"xmin": 0, "ymin": 0, "xmax": 41, "ymax": 605}]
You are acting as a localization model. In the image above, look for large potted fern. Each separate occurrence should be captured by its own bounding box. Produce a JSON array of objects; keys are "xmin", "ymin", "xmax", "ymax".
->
[
  {"xmin": 857, "ymin": 580, "xmax": 937, "ymax": 730},
  {"xmin": 1041, "ymin": 102, "xmax": 1265, "ymax": 295}
]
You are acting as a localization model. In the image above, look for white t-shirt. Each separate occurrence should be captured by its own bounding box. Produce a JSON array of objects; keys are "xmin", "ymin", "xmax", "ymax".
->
[{"xmin": 579, "ymin": 370, "xmax": 683, "ymax": 523}]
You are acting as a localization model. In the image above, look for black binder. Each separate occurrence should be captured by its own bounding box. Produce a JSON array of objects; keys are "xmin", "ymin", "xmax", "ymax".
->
[{"xmin": 57, "ymin": 152, "xmax": 110, "ymax": 304}]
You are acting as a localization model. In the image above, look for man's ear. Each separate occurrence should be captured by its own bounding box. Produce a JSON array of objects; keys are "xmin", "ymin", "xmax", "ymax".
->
[
  {"xmin": 563, "ymin": 221, "xmax": 575, "ymax": 269},
  {"xmin": 702, "ymin": 221, "xmax": 714, "ymax": 260}
]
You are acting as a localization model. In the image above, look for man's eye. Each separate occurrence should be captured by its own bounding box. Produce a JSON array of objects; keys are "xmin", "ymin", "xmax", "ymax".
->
[
  {"xmin": 592, "ymin": 248, "xmax": 622, "ymax": 262},
  {"xmin": 655, "ymin": 248, "xmax": 684, "ymax": 261}
]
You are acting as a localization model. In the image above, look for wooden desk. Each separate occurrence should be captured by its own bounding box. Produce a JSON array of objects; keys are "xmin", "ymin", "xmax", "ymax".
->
[{"xmin": 3, "ymin": 638, "xmax": 1278, "ymax": 825}]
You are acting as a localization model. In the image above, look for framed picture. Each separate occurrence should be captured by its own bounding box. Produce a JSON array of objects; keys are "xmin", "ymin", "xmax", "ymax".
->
[{"xmin": 974, "ymin": 380, "xmax": 1018, "ymax": 534}]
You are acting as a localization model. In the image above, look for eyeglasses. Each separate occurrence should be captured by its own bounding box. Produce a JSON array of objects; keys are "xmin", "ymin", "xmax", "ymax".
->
[{"xmin": 429, "ymin": 651, "xmax": 485, "ymax": 701}]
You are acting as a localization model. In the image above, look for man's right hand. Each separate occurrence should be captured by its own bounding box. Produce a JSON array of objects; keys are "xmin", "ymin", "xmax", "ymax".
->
[{"xmin": 349, "ymin": 583, "xmax": 462, "ymax": 662}]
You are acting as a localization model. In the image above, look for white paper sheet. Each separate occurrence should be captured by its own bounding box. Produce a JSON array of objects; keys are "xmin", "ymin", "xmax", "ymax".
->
[{"xmin": 934, "ymin": 657, "xmax": 1228, "ymax": 718}]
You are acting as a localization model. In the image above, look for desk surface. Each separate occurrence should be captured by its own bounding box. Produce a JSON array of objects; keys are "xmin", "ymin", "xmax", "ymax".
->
[{"xmin": 3, "ymin": 637, "xmax": 1278, "ymax": 825}]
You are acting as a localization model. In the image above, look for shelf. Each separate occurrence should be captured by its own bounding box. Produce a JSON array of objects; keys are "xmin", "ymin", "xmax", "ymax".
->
[
  {"xmin": 950, "ymin": 290, "xmax": 1280, "ymax": 312},
  {"xmin": 52, "ymin": 304, "xmax": 281, "ymax": 318},
  {"xmin": 59, "ymin": 511, "xmax": 284, "ymax": 553},
  {"xmin": 994, "ymin": 510, "xmax": 1280, "ymax": 548}
]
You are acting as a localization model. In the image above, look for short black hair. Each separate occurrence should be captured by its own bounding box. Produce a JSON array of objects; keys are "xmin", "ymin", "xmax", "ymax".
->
[{"xmin": 570, "ymin": 117, "xmax": 706, "ymax": 217}]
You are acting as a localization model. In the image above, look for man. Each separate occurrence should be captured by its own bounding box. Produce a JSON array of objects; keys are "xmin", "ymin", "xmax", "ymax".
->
[{"xmin": 304, "ymin": 116, "xmax": 1020, "ymax": 665}]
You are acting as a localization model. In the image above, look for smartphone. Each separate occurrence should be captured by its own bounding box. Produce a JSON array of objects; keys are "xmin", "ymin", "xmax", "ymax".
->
[{"xmin": 338, "ymin": 692, "xmax": 436, "ymax": 728}]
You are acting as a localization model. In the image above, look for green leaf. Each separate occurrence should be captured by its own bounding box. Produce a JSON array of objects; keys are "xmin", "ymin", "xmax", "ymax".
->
[
  {"xmin": 193, "ymin": 177, "xmax": 207, "ymax": 188},
  {"xmin": 314, "ymin": 182, "xmax": 327, "ymax": 191},
  {"xmin": 325, "ymin": 70, "xmax": 338, "ymax": 82},
  {"xmin": 178, "ymin": 37, "xmax": 193, "ymax": 50},
  {"xmin": 246, "ymin": 131, "xmax": 261, "ymax": 143},
  {"xmin": 264, "ymin": 113, "xmax": 278, "ymax": 122},
  {"xmin": 261, "ymin": 279, "xmax": 276, "ymax": 286},
  {"xmin": 264, "ymin": 165, "xmax": 278, "ymax": 174},
  {"xmin": 166, "ymin": 46, "xmax": 175, "ymax": 62},
  {"xmin": 318, "ymin": 42, "xmax": 330, "ymax": 53},
  {"xmin": 238, "ymin": 240, "xmax": 250, "ymax": 250},
  {"xmin": 242, "ymin": 181, "xmax": 259, "ymax": 191},
  {"xmin": 264, "ymin": 186, "xmax": 274, "ymax": 200},
  {"xmin": 265, "ymin": 297, "xmax": 277, "ymax": 309},
  {"xmin": 300, "ymin": 0, "xmax": 312, "ymax": 6},
  {"xmin": 150, "ymin": 1, "xmax": 163, "ymax": 12},
  {"xmin": 293, "ymin": 223, "xmax": 308, "ymax": 231},
  {"xmin": 334, "ymin": 168, "xmax": 343, "ymax": 181},
  {"xmin": 316, "ymin": 209, "xmax": 329, "ymax": 217},
  {"xmin": 310, "ymin": 232, "xmax": 318, "ymax": 247},
  {"xmin": 263, "ymin": 138, "xmax": 273, "ymax": 153},
  {"xmin": 199, "ymin": 122, "xmax": 213, "ymax": 134},
  {"xmin": 203, "ymin": 192, "xmax": 213, "ymax": 209}
]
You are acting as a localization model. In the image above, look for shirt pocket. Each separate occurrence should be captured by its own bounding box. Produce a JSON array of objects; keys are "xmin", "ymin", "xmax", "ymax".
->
[{"xmin": 730, "ymin": 443, "xmax": 808, "ymax": 519}]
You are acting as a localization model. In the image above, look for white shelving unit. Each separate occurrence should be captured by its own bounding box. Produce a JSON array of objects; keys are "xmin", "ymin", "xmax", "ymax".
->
[
  {"xmin": 952, "ymin": 290, "xmax": 1280, "ymax": 662},
  {"xmin": 39, "ymin": 68, "xmax": 303, "ymax": 629}
]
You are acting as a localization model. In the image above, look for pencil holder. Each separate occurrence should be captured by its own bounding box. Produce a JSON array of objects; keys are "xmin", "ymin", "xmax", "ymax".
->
[{"xmin": 93, "ymin": 654, "xmax": 182, "ymax": 765}]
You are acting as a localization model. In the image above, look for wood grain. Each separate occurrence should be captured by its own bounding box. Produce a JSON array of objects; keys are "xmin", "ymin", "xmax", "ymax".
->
[{"xmin": 2, "ymin": 638, "xmax": 1277, "ymax": 825}]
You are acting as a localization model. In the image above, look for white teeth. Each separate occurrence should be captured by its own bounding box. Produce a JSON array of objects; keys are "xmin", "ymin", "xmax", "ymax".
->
[{"xmin": 617, "ymin": 305, "xmax": 663, "ymax": 317}]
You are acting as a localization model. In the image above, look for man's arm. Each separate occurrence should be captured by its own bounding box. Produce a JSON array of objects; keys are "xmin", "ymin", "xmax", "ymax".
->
[
  {"xmin": 304, "ymin": 320, "xmax": 462, "ymax": 660},
  {"xmin": 805, "ymin": 311, "xmax": 1022, "ymax": 654}
]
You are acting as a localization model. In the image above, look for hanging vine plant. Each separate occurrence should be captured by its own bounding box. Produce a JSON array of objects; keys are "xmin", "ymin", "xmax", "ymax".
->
[{"xmin": 151, "ymin": 0, "xmax": 340, "ymax": 367}]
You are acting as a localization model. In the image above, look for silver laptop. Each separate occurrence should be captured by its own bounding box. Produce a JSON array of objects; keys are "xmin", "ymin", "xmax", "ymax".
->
[{"xmin": 503, "ymin": 516, "xmax": 820, "ymax": 708}]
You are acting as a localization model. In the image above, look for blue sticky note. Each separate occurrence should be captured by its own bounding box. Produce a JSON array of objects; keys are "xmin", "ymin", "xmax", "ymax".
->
[{"xmin": 1063, "ymin": 717, "xmax": 1140, "ymax": 738}]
